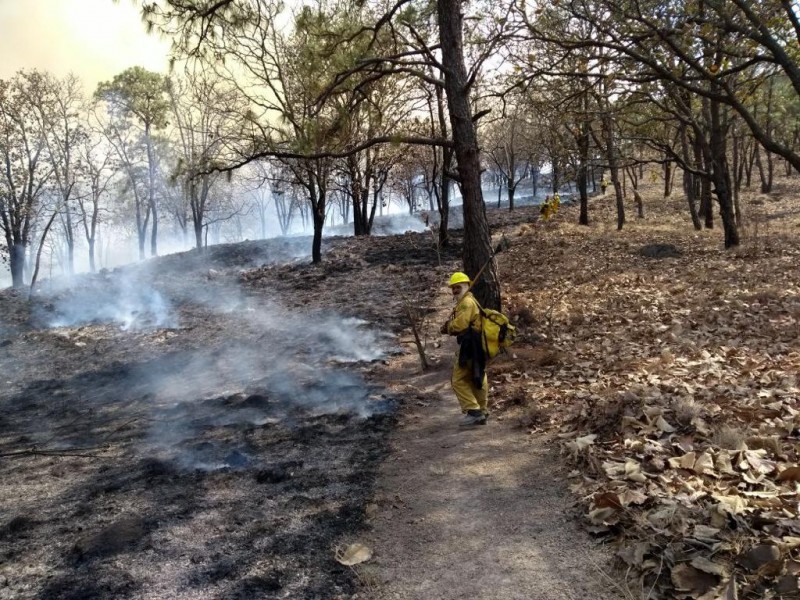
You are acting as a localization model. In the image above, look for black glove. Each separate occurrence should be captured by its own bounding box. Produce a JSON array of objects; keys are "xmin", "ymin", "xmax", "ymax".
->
[{"xmin": 440, "ymin": 321, "xmax": 449, "ymax": 334}]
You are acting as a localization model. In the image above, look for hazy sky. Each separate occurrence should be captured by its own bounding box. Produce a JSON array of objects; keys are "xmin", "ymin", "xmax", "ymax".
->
[{"xmin": 0, "ymin": 0, "xmax": 171, "ymax": 90}]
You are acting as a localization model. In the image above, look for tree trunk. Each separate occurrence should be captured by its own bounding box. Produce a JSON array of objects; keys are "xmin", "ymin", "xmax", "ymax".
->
[
  {"xmin": 437, "ymin": 0, "xmax": 499, "ymax": 309},
  {"xmin": 64, "ymin": 203, "xmax": 75, "ymax": 275},
  {"xmin": 745, "ymin": 143, "xmax": 755, "ymax": 187},
  {"xmin": 755, "ymin": 145, "xmax": 769, "ymax": 193},
  {"xmin": 577, "ymin": 102, "xmax": 590, "ymax": 226},
  {"xmin": 732, "ymin": 132, "xmax": 742, "ymax": 226},
  {"xmin": 578, "ymin": 166, "xmax": 589, "ymax": 226},
  {"xmin": 368, "ymin": 187, "xmax": 379, "ymax": 233},
  {"xmin": 138, "ymin": 230, "xmax": 147, "ymax": 260},
  {"xmin": 145, "ymin": 126, "xmax": 158, "ymax": 257},
  {"xmin": 260, "ymin": 209, "xmax": 267, "ymax": 239},
  {"xmin": 765, "ymin": 149, "xmax": 774, "ymax": 193},
  {"xmin": 701, "ymin": 176, "xmax": 713, "ymax": 229},
  {"xmin": 681, "ymin": 125, "xmax": 703, "ymax": 230},
  {"xmin": 551, "ymin": 159, "xmax": 561, "ymax": 194},
  {"xmin": 697, "ymin": 132, "xmax": 713, "ymax": 229},
  {"xmin": 194, "ymin": 220, "xmax": 203, "ymax": 250},
  {"xmin": 88, "ymin": 239, "xmax": 96, "ymax": 273},
  {"xmin": 664, "ymin": 160, "xmax": 673, "ymax": 197},
  {"xmin": 434, "ymin": 84, "xmax": 451, "ymax": 247},
  {"xmin": 709, "ymin": 96, "xmax": 739, "ymax": 247},
  {"xmin": 507, "ymin": 181, "xmax": 515, "ymax": 211},
  {"xmin": 10, "ymin": 242, "xmax": 26, "ymax": 288},
  {"xmin": 601, "ymin": 110, "xmax": 624, "ymax": 230},
  {"xmin": 312, "ymin": 207, "xmax": 324, "ymax": 263}
]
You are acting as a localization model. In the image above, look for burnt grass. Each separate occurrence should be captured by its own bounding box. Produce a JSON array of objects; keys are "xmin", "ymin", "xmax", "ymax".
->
[{"xmin": 0, "ymin": 225, "xmax": 480, "ymax": 600}]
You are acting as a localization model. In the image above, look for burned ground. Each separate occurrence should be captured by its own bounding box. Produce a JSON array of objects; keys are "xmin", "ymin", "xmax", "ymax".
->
[
  {"xmin": 0, "ymin": 228, "xmax": 467, "ymax": 600},
  {"xmin": 12, "ymin": 186, "xmax": 797, "ymax": 600}
]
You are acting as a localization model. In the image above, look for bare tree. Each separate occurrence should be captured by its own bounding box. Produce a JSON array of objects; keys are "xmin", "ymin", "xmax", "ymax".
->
[
  {"xmin": 76, "ymin": 128, "xmax": 115, "ymax": 272},
  {"xmin": 25, "ymin": 73, "xmax": 87, "ymax": 275},
  {"xmin": 0, "ymin": 71, "xmax": 55, "ymax": 287},
  {"xmin": 167, "ymin": 71, "xmax": 249, "ymax": 249}
]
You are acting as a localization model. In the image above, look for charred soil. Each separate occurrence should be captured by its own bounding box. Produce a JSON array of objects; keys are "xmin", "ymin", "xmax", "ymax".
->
[
  {"xmin": 8, "ymin": 179, "xmax": 789, "ymax": 600},
  {"xmin": 0, "ymin": 231, "xmax": 459, "ymax": 600}
]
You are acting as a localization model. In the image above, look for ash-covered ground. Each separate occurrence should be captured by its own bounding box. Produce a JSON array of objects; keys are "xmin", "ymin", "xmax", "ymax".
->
[{"xmin": 0, "ymin": 230, "xmax": 466, "ymax": 600}]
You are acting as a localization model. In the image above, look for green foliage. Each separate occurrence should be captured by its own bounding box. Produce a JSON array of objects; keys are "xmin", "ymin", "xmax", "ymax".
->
[{"xmin": 96, "ymin": 67, "xmax": 170, "ymax": 130}]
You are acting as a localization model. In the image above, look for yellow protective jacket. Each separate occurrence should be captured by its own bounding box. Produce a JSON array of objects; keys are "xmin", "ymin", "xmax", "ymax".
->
[
  {"xmin": 447, "ymin": 291, "xmax": 486, "ymax": 388},
  {"xmin": 447, "ymin": 292, "xmax": 482, "ymax": 336}
]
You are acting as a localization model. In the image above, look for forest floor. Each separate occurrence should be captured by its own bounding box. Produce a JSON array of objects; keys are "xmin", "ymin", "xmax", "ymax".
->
[{"xmin": 1, "ymin": 173, "xmax": 799, "ymax": 600}]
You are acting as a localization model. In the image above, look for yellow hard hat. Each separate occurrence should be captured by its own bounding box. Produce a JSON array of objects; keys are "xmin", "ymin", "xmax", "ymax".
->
[{"xmin": 448, "ymin": 272, "xmax": 470, "ymax": 286}]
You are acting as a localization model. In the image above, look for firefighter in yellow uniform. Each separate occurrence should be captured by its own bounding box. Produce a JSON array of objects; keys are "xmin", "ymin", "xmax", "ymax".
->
[{"xmin": 440, "ymin": 272, "xmax": 488, "ymax": 426}]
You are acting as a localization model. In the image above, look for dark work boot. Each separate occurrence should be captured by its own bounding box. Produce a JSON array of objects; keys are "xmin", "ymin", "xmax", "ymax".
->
[{"xmin": 460, "ymin": 410, "xmax": 487, "ymax": 427}]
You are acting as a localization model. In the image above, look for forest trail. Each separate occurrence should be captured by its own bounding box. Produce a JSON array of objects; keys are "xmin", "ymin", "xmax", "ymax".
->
[{"xmin": 360, "ymin": 292, "xmax": 624, "ymax": 600}]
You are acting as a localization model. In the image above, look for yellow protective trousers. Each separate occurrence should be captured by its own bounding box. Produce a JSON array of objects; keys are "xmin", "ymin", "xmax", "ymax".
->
[{"xmin": 451, "ymin": 357, "xmax": 488, "ymax": 414}]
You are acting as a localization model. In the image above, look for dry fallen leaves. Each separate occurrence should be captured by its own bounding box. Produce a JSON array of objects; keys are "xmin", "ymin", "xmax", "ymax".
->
[{"xmin": 489, "ymin": 180, "xmax": 800, "ymax": 599}]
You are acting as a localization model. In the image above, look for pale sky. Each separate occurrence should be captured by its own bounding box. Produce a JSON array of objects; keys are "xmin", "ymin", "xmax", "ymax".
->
[{"xmin": 0, "ymin": 0, "xmax": 172, "ymax": 90}]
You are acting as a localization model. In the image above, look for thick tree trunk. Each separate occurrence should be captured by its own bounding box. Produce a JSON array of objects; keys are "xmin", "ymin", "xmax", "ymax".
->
[
  {"xmin": 551, "ymin": 159, "xmax": 561, "ymax": 194},
  {"xmin": 709, "ymin": 96, "xmax": 739, "ymax": 248},
  {"xmin": 507, "ymin": 182, "xmax": 515, "ymax": 211},
  {"xmin": 10, "ymin": 243, "xmax": 26, "ymax": 288},
  {"xmin": 194, "ymin": 220, "xmax": 203, "ymax": 250},
  {"xmin": 312, "ymin": 208, "xmax": 324, "ymax": 263},
  {"xmin": 437, "ymin": 0, "xmax": 499, "ymax": 309}
]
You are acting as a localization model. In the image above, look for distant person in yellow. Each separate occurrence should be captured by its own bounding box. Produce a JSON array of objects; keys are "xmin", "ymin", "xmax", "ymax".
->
[
  {"xmin": 440, "ymin": 272, "xmax": 488, "ymax": 426},
  {"xmin": 600, "ymin": 176, "xmax": 608, "ymax": 194},
  {"xmin": 540, "ymin": 193, "xmax": 559, "ymax": 221}
]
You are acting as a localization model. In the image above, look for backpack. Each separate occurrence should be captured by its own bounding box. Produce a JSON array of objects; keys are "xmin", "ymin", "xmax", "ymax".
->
[{"xmin": 479, "ymin": 306, "xmax": 516, "ymax": 360}]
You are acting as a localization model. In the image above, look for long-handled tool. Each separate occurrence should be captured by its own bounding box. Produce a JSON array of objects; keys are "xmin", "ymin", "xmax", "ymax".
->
[
  {"xmin": 464, "ymin": 236, "xmax": 509, "ymax": 295},
  {"xmin": 445, "ymin": 236, "xmax": 509, "ymax": 322}
]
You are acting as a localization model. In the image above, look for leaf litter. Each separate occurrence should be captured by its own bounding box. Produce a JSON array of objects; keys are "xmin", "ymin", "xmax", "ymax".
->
[{"xmin": 489, "ymin": 179, "xmax": 800, "ymax": 599}]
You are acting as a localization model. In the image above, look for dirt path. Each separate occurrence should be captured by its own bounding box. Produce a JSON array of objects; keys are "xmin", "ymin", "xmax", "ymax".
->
[{"xmin": 361, "ymin": 298, "xmax": 625, "ymax": 600}]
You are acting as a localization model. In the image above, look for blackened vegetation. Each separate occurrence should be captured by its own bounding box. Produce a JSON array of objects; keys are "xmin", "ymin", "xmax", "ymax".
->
[
  {"xmin": 1, "ymin": 355, "xmax": 396, "ymax": 599},
  {"xmin": 242, "ymin": 231, "xmax": 463, "ymax": 331},
  {"xmin": 0, "ymin": 230, "xmax": 458, "ymax": 599},
  {"xmin": 0, "ymin": 219, "xmax": 493, "ymax": 599}
]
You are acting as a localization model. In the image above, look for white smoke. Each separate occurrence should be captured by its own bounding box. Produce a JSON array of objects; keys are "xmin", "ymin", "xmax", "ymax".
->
[
  {"xmin": 43, "ymin": 270, "xmax": 177, "ymax": 331},
  {"xmin": 21, "ymin": 254, "xmax": 397, "ymax": 472}
]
